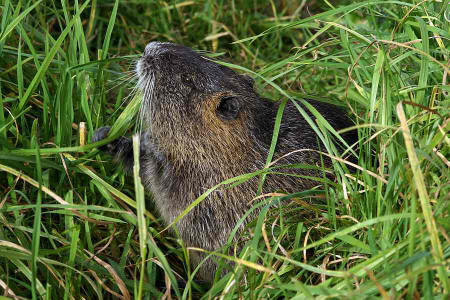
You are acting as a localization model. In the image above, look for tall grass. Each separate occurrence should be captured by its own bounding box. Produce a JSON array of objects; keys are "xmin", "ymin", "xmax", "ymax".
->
[{"xmin": 0, "ymin": 0, "xmax": 448, "ymax": 299}]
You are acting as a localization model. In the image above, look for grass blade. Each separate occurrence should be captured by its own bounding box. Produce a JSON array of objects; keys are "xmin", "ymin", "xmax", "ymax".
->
[
  {"xmin": 15, "ymin": 1, "xmax": 89, "ymax": 113},
  {"xmin": 0, "ymin": 0, "xmax": 42, "ymax": 43},
  {"xmin": 396, "ymin": 102, "xmax": 448, "ymax": 293}
]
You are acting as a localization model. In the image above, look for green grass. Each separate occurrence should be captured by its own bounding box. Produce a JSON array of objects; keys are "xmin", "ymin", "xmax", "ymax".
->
[{"xmin": 0, "ymin": 0, "xmax": 449, "ymax": 299}]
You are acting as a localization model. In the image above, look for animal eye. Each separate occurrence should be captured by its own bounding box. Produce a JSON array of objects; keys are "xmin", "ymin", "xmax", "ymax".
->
[
  {"xmin": 217, "ymin": 96, "xmax": 240, "ymax": 120},
  {"xmin": 182, "ymin": 75, "xmax": 194, "ymax": 85}
]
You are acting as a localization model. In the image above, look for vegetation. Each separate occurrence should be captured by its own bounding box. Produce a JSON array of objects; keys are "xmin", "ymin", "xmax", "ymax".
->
[{"xmin": 0, "ymin": 0, "xmax": 448, "ymax": 299}]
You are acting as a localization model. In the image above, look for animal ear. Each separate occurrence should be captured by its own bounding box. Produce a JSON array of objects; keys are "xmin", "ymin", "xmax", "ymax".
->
[
  {"xmin": 240, "ymin": 74, "xmax": 254, "ymax": 87},
  {"xmin": 217, "ymin": 96, "xmax": 240, "ymax": 120}
]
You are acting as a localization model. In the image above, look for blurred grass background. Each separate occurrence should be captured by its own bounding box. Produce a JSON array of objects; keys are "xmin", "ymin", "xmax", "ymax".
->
[{"xmin": 0, "ymin": 0, "xmax": 449, "ymax": 299}]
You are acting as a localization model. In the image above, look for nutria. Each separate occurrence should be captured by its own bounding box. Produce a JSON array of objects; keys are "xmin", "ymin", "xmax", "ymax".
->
[{"xmin": 92, "ymin": 41, "xmax": 357, "ymax": 281}]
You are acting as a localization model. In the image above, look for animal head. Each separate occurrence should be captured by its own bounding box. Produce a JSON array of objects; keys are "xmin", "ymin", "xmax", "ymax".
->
[{"xmin": 136, "ymin": 42, "xmax": 269, "ymax": 166}]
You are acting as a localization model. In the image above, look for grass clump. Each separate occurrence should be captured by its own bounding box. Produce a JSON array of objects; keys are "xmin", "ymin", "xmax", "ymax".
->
[{"xmin": 0, "ymin": 0, "xmax": 448, "ymax": 299}]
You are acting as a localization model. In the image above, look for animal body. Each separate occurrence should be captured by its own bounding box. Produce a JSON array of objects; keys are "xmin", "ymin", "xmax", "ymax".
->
[{"xmin": 92, "ymin": 42, "xmax": 356, "ymax": 281}]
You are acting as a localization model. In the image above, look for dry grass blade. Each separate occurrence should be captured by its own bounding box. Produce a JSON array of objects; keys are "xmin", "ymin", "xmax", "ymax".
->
[
  {"xmin": 188, "ymin": 247, "xmax": 274, "ymax": 274},
  {"xmin": 0, "ymin": 163, "xmax": 104, "ymax": 224},
  {"xmin": 0, "ymin": 278, "xmax": 19, "ymax": 300},
  {"xmin": 366, "ymin": 269, "xmax": 389, "ymax": 300},
  {"xmin": 85, "ymin": 249, "xmax": 131, "ymax": 300},
  {"xmin": 396, "ymin": 102, "xmax": 448, "ymax": 293}
]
